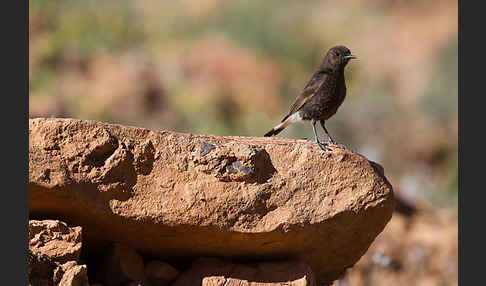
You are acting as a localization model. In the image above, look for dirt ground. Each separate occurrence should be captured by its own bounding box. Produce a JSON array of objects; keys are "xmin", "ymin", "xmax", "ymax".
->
[{"xmin": 334, "ymin": 196, "xmax": 458, "ymax": 286}]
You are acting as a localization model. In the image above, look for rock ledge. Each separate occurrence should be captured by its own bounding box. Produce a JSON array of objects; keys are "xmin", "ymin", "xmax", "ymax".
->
[{"xmin": 29, "ymin": 118, "xmax": 395, "ymax": 285}]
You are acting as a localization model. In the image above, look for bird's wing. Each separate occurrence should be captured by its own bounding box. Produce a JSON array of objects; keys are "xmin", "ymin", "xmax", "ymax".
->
[{"xmin": 281, "ymin": 70, "xmax": 328, "ymax": 122}]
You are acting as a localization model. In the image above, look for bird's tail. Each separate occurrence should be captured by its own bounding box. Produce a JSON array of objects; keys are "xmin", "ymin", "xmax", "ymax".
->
[{"xmin": 264, "ymin": 120, "xmax": 290, "ymax": 137}]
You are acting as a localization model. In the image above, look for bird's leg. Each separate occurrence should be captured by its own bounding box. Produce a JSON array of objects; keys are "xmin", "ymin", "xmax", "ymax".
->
[
  {"xmin": 320, "ymin": 120, "xmax": 347, "ymax": 148},
  {"xmin": 312, "ymin": 120, "xmax": 329, "ymax": 151},
  {"xmin": 320, "ymin": 120, "xmax": 338, "ymax": 145}
]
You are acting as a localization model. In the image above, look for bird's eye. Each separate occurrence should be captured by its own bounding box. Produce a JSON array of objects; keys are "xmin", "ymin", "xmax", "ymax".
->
[{"xmin": 336, "ymin": 52, "xmax": 340, "ymax": 56}]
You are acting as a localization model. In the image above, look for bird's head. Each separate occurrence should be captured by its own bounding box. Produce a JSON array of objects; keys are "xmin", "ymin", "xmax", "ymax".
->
[{"xmin": 322, "ymin": 45, "xmax": 356, "ymax": 70}]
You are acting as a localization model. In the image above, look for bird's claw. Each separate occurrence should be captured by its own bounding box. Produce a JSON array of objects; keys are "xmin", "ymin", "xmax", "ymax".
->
[
  {"xmin": 317, "ymin": 142, "xmax": 331, "ymax": 151},
  {"xmin": 327, "ymin": 140, "xmax": 346, "ymax": 148},
  {"xmin": 326, "ymin": 137, "xmax": 337, "ymax": 144}
]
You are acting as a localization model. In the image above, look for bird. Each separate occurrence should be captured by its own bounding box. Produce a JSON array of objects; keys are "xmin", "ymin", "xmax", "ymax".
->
[{"xmin": 264, "ymin": 45, "xmax": 356, "ymax": 151}]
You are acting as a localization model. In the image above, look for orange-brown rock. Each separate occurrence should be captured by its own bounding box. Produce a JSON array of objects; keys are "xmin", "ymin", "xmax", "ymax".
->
[
  {"xmin": 29, "ymin": 250, "xmax": 57, "ymax": 286},
  {"xmin": 97, "ymin": 242, "xmax": 146, "ymax": 286},
  {"xmin": 58, "ymin": 263, "xmax": 89, "ymax": 286},
  {"xmin": 172, "ymin": 257, "xmax": 315, "ymax": 286},
  {"xmin": 29, "ymin": 219, "xmax": 86, "ymax": 286},
  {"xmin": 145, "ymin": 260, "xmax": 179, "ymax": 286},
  {"xmin": 29, "ymin": 118, "xmax": 395, "ymax": 285},
  {"xmin": 53, "ymin": 261, "xmax": 77, "ymax": 285},
  {"xmin": 29, "ymin": 220, "xmax": 82, "ymax": 264}
]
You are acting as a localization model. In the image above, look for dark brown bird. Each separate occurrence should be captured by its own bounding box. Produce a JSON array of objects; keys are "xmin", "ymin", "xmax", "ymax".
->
[{"xmin": 264, "ymin": 45, "xmax": 356, "ymax": 150}]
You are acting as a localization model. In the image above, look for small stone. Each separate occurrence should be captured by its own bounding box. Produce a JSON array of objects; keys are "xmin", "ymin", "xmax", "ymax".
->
[
  {"xmin": 99, "ymin": 243, "xmax": 145, "ymax": 286},
  {"xmin": 29, "ymin": 220, "xmax": 82, "ymax": 264},
  {"xmin": 59, "ymin": 264, "xmax": 89, "ymax": 286},
  {"xmin": 200, "ymin": 142, "xmax": 216, "ymax": 157},
  {"xmin": 172, "ymin": 258, "xmax": 316, "ymax": 286},
  {"xmin": 145, "ymin": 260, "xmax": 179, "ymax": 285},
  {"xmin": 53, "ymin": 261, "xmax": 78, "ymax": 285}
]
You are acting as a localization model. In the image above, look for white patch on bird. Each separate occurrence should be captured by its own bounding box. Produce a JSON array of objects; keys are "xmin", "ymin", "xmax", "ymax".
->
[{"xmin": 286, "ymin": 112, "xmax": 304, "ymax": 123}]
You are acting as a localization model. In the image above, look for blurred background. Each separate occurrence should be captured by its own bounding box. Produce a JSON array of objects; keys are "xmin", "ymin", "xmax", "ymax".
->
[{"xmin": 29, "ymin": 0, "xmax": 457, "ymax": 285}]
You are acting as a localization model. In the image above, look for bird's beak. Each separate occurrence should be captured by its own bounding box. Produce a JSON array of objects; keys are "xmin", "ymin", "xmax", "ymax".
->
[{"xmin": 344, "ymin": 55, "xmax": 357, "ymax": 60}]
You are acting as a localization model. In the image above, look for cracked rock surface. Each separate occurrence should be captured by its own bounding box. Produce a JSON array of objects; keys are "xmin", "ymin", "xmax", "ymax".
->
[{"xmin": 29, "ymin": 118, "xmax": 395, "ymax": 285}]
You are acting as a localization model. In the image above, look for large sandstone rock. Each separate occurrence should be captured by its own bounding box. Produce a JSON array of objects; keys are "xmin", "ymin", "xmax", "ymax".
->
[{"xmin": 29, "ymin": 118, "xmax": 395, "ymax": 285}]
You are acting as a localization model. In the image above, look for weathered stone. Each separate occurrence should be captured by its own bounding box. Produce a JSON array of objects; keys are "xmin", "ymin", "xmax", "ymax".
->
[
  {"xmin": 59, "ymin": 264, "xmax": 89, "ymax": 286},
  {"xmin": 144, "ymin": 260, "xmax": 179, "ymax": 286},
  {"xmin": 29, "ymin": 220, "xmax": 84, "ymax": 286},
  {"xmin": 29, "ymin": 220, "xmax": 82, "ymax": 264},
  {"xmin": 171, "ymin": 257, "xmax": 315, "ymax": 286},
  {"xmin": 98, "ymin": 243, "xmax": 145, "ymax": 286},
  {"xmin": 53, "ymin": 261, "xmax": 78, "ymax": 285},
  {"xmin": 29, "ymin": 250, "xmax": 57, "ymax": 286},
  {"xmin": 29, "ymin": 118, "xmax": 395, "ymax": 285}
]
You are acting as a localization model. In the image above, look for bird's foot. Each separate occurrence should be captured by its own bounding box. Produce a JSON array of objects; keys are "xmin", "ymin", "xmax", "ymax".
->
[
  {"xmin": 317, "ymin": 142, "xmax": 332, "ymax": 152},
  {"xmin": 327, "ymin": 140, "xmax": 347, "ymax": 149}
]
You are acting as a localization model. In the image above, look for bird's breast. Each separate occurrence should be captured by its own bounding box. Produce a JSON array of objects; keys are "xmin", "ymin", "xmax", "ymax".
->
[{"xmin": 316, "ymin": 75, "xmax": 346, "ymax": 120}]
